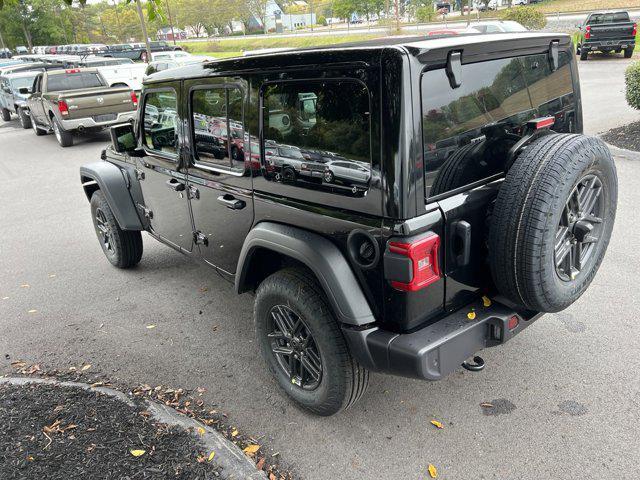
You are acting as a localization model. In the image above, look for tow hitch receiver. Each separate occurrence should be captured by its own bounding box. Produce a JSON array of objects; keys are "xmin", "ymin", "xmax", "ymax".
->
[{"xmin": 462, "ymin": 356, "xmax": 485, "ymax": 372}]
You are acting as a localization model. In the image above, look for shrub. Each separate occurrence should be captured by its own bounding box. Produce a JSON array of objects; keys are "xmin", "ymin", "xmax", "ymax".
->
[
  {"xmin": 317, "ymin": 15, "xmax": 327, "ymax": 26},
  {"xmin": 500, "ymin": 6, "xmax": 547, "ymax": 30},
  {"xmin": 415, "ymin": 6, "xmax": 434, "ymax": 23},
  {"xmin": 626, "ymin": 61, "xmax": 640, "ymax": 110}
]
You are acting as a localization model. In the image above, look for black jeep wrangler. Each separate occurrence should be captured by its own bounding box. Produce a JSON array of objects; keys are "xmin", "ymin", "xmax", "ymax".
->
[{"xmin": 80, "ymin": 33, "xmax": 617, "ymax": 416}]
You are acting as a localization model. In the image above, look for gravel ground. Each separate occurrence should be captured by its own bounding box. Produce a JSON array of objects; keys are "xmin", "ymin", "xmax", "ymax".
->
[{"xmin": 0, "ymin": 382, "xmax": 223, "ymax": 480}]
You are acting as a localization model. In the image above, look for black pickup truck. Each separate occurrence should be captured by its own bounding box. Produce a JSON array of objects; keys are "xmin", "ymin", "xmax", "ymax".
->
[
  {"xmin": 577, "ymin": 11, "xmax": 637, "ymax": 60},
  {"xmin": 81, "ymin": 33, "xmax": 617, "ymax": 416},
  {"xmin": 104, "ymin": 42, "xmax": 183, "ymax": 63}
]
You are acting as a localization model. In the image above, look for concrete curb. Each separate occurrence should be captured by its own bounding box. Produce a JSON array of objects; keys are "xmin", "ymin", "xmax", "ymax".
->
[{"xmin": 0, "ymin": 377, "xmax": 266, "ymax": 480}]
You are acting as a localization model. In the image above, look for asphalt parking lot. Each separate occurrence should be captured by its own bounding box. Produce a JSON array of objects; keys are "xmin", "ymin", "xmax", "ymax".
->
[{"xmin": 1, "ymin": 57, "xmax": 639, "ymax": 479}]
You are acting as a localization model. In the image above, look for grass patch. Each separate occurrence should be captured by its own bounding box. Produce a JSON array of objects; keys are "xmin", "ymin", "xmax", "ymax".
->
[
  {"xmin": 180, "ymin": 33, "xmax": 382, "ymax": 55},
  {"xmin": 532, "ymin": 0, "xmax": 640, "ymax": 14}
]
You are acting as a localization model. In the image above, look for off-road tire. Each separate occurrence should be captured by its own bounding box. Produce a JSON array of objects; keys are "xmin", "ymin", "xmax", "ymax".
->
[
  {"xmin": 52, "ymin": 118, "xmax": 73, "ymax": 147},
  {"xmin": 18, "ymin": 108, "xmax": 31, "ymax": 129},
  {"xmin": 488, "ymin": 134, "xmax": 617, "ymax": 313},
  {"xmin": 580, "ymin": 48, "xmax": 589, "ymax": 61},
  {"xmin": 254, "ymin": 268, "xmax": 369, "ymax": 416},
  {"xmin": 624, "ymin": 47, "xmax": 634, "ymax": 58},
  {"xmin": 90, "ymin": 191, "xmax": 143, "ymax": 269},
  {"xmin": 1, "ymin": 108, "xmax": 10, "ymax": 121}
]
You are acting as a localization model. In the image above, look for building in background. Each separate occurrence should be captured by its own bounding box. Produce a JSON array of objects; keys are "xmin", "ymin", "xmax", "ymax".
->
[{"xmin": 156, "ymin": 27, "xmax": 187, "ymax": 41}]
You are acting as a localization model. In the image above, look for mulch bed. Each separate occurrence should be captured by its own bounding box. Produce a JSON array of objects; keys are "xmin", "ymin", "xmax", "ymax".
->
[
  {"xmin": 0, "ymin": 362, "xmax": 297, "ymax": 480},
  {"xmin": 0, "ymin": 382, "xmax": 223, "ymax": 480},
  {"xmin": 601, "ymin": 121, "xmax": 640, "ymax": 152}
]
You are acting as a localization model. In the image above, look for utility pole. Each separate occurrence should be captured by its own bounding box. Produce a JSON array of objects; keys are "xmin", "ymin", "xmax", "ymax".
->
[
  {"xmin": 135, "ymin": 0, "xmax": 152, "ymax": 62},
  {"xmin": 0, "ymin": 28, "xmax": 5, "ymax": 51},
  {"xmin": 309, "ymin": 0, "xmax": 313, "ymax": 32},
  {"xmin": 394, "ymin": 0, "xmax": 399, "ymax": 32},
  {"xmin": 165, "ymin": 0, "xmax": 177, "ymax": 45}
]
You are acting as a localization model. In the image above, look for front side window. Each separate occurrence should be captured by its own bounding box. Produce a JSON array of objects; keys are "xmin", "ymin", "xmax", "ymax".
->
[
  {"xmin": 192, "ymin": 86, "xmax": 245, "ymax": 170},
  {"xmin": 421, "ymin": 53, "xmax": 575, "ymax": 198},
  {"xmin": 143, "ymin": 90, "xmax": 178, "ymax": 156},
  {"xmin": 261, "ymin": 80, "xmax": 371, "ymax": 191}
]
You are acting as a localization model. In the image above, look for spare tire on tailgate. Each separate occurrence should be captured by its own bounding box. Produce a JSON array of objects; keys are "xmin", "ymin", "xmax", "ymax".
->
[{"xmin": 488, "ymin": 134, "xmax": 617, "ymax": 313}]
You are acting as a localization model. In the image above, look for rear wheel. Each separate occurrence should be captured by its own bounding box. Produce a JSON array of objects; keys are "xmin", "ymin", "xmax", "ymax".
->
[
  {"xmin": 255, "ymin": 268, "xmax": 369, "ymax": 416},
  {"xmin": 52, "ymin": 118, "xmax": 73, "ymax": 147},
  {"xmin": 1, "ymin": 108, "xmax": 10, "ymax": 121},
  {"xmin": 90, "ymin": 191, "xmax": 143, "ymax": 268},
  {"xmin": 624, "ymin": 47, "xmax": 634, "ymax": 58},
  {"xmin": 18, "ymin": 108, "xmax": 31, "ymax": 129},
  {"xmin": 489, "ymin": 134, "xmax": 617, "ymax": 313}
]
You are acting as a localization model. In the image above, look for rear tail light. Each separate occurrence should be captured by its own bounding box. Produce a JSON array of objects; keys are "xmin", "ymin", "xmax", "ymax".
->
[
  {"xmin": 388, "ymin": 234, "xmax": 441, "ymax": 291},
  {"xmin": 633, "ymin": 23, "xmax": 638, "ymax": 37},
  {"xmin": 130, "ymin": 91, "xmax": 138, "ymax": 108},
  {"xmin": 508, "ymin": 315, "xmax": 519, "ymax": 330},
  {"xmin": 585, "ymin": 26, "xmax": 591, "ymax": 39},
  {"xmin": 58, "ymin": 100, "xmax": 69, "ymax": 116}
]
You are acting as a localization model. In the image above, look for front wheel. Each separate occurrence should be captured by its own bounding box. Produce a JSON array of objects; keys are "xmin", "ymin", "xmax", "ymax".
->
[
  {"xmin": 18, "ymin": 108, "xmax": 31, "ymax": 129},
  {"xmin": 90, "ymin": 191, "xmax": 143, "ymax": 268},
  {"xmin": 254, "ymin": 268, "xmax": 369, "ymax": 416}
]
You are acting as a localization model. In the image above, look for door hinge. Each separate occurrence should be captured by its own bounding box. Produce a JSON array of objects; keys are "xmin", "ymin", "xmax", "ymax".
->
[
  {"xmin": 135, "ymin": 168, "xmax": 145, "ymax": 181},
  {"xmin": 194, "ymin": 231, "xmax": 208, "ymax": 246},
  {"xmin": 137, "ymin": 203, "xmax": 153, "ymax": 219},
  {"xmin": 187, "ymin": 185, "xmax": 200, "ymax": 200}
]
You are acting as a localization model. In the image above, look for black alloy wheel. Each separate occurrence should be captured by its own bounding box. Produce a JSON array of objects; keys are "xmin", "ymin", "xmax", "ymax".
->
[
  {"xmin": 94, "ymin": 207, "xmax": 115, "ymax": 258},
  {"xmin": 268, "ymin": 305, "xmax": 322, "ymax": 390},
  {"xmin": 555, "ymin": 174, "xmax": 604, "ymax": 282}
]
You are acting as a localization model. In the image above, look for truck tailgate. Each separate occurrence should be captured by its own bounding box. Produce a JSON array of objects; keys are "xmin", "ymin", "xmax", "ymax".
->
[
  {"xmin": 60, "ymin": 87, "xmax": 135, "ymax": 120},
  {"xmin": 590, "ymin": 22, "xmax": 636, "ymax": 41}
]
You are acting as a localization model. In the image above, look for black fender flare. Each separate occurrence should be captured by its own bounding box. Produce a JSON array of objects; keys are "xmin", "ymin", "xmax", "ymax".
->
[
  {"xmin": 80, "ymin": 161, "xmax": 143, "ymax": 231},
  {"xmin": 235, "ymin": 222, "xmax": 376, "ymax": 327}
]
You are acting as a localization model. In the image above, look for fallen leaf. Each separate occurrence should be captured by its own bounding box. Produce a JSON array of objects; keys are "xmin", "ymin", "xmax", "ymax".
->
[
  {"xmin": 27, "ymin": 455, "xmax": 34, "ymax": 462},
  {"xmin": 200, "ymin": 286, "xmax": 208, "ymax": 292},
  {"xmin": 269, "ymin": 474, "xmax": 277, "ymax": 480},
  {"xmin": 243, "ymin": 444, "xmax": 260, "ymax": 455},
  {"xmin": 482, "ymin": 296, "xmax": 492, "ymax": 307},
  {"xmin": 27, "ymin": 309, "xmax": 38, "ymax": 314},
  {"xmin": 231, "ymin": 429, "xmax": 238, "ymax": 437},
  {"xmin": 467, "ymin": 311, "xmax": 476, "ymax": 320},
  {"xmin": 197, "ymin": 427, "xmax": 205, "ymax": 436},
  {"xmin": 11, "ymin": 360, "xmax": 26, "ymax": 368},
  {"xmin": 146, "ymin": 324, "xmax": 156, "ymax": 329},
  {"xmin": 430, "ymin": 420, "xmax": 444, "ymax": 430},
  {"xmin": 81, "ymin": 364, "xmax": 92, "ymax": 371},
  {"xmin": 480, "ymin": 402, "xmax": 494, "ymax": 408},
  {"xmin": 20, "ymin": 284, "xmax": 30, "ymax": 288},
  {"xmin": 208, "ymin": 451, "xmax": 215, "ymax": 462},
  {"xmin": 256, "ymin": 457, "xmax": 265, "ymax": 470},
  {"xmin": 48, "ymin": 274, "xmax": 56, "ymax": 278},
  {"xmin": 428, "ymin": 464, "xmax": 438, "ymax": 478},
  {"xmin": 130, "ymin": 449, "xmax": 146, "ymax": 457}
]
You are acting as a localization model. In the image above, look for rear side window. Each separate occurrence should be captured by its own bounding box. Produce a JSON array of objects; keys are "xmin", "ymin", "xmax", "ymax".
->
[
  {"xmin": 191, "ymin": 86, "xmax": 245, "ymax": 170},
  {"xmin": 46, "ymin": 72, "xmax": 104, "ymax": 92},
  {"xmin": 421, "ymin": 53, "xmax": 575, "ymax": 199},
  {"xmin": 143, "ymin": 90, "xmax": 178, "ymax": 156}
]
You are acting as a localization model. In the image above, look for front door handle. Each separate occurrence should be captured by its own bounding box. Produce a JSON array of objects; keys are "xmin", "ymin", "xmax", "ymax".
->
[
  {"xmin": 166, "ymin": 179, "xmax": 185, "ymax": 192},
  {"xmin": 217, "ymin": 194, "xmax": 245, "ymax": 210}
]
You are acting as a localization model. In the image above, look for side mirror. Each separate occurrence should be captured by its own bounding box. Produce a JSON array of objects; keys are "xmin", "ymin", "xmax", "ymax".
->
[
  {"xmin": 110, "ymin": 122, "xmax": 139, "ymax": 154},
  {"xmin": 18, "ymin": 87, "xmax": 31, "ymax": 95}
]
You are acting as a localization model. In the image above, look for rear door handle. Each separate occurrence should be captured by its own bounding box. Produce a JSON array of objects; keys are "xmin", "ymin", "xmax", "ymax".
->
[
  {"xmin": 166, "ymin": 179, "xmax": 185, "ymax": 192},
  {"xmin": 217, "ymin": 194, "xmax": 245, "ymax": 210},
  {"xmin": 452, "ymin": 220, "xmax": 471, "ymax": 267}
]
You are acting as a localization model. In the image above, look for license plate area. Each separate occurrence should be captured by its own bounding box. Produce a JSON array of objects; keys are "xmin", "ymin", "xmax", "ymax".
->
[{"xmin": 93, "ymin": 113, "xmax": 117, "ymax": 123}]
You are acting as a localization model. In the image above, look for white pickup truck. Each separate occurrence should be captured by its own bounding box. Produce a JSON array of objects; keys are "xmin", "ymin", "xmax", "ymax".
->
[{"xmin": 73, "ymin": 57, "xmax": 146, "ymax": 91}]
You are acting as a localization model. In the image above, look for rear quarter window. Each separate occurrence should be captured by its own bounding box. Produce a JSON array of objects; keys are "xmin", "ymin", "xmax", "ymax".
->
[{"xmin": 421, "ymin": 52, "xmax": 576, "ymax": 199}]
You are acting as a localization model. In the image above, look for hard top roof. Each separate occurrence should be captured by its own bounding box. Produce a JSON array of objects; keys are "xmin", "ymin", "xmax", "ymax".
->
[{"xmin": 147, "ymin": 31, "xmax": 570, "ymax": 84}]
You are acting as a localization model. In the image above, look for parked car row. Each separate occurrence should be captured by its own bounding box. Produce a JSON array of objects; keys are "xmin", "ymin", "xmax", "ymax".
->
[{"xmin": 31, "ymin": 41, "xmax": 183, "ymax": 62}]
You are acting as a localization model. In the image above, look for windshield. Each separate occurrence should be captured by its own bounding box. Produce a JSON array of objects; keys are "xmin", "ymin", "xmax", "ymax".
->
[
  {"xmin": 47, "ymin": 72, "xmax": 104, "ymax": 92},
  {"xmin": 501, "ymin": 22, "xmax": 528, "ymax": 32},
  {"xmin": 10, "ymin": 75, "xmax": 37, "ymax": 90},
  {"xmin": 84, "ymin": 59, "xmax": 134, "ymax": 67},
  {"xmin": 588, "ymin": 12, "xmax": 630, "ymax": 24}
]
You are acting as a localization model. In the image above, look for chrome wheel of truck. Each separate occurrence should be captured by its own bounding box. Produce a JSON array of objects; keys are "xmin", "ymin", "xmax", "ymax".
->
[{"xmin": 53, "ymin": 118, "xmax": 73, "ymax": 147}]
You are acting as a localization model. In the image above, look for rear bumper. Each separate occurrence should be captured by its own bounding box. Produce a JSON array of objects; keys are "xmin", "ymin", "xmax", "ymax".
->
[
  {"xmin": 343, "ymin": 298, "xmax": 543, "ymax": 381},
  {"xmin": 584, "ymin": 40, "xmax": 635, "ymax": 50},
  {"xmin": 60, "ymin": 111, "xmax": 136, "ymax": 131}
]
